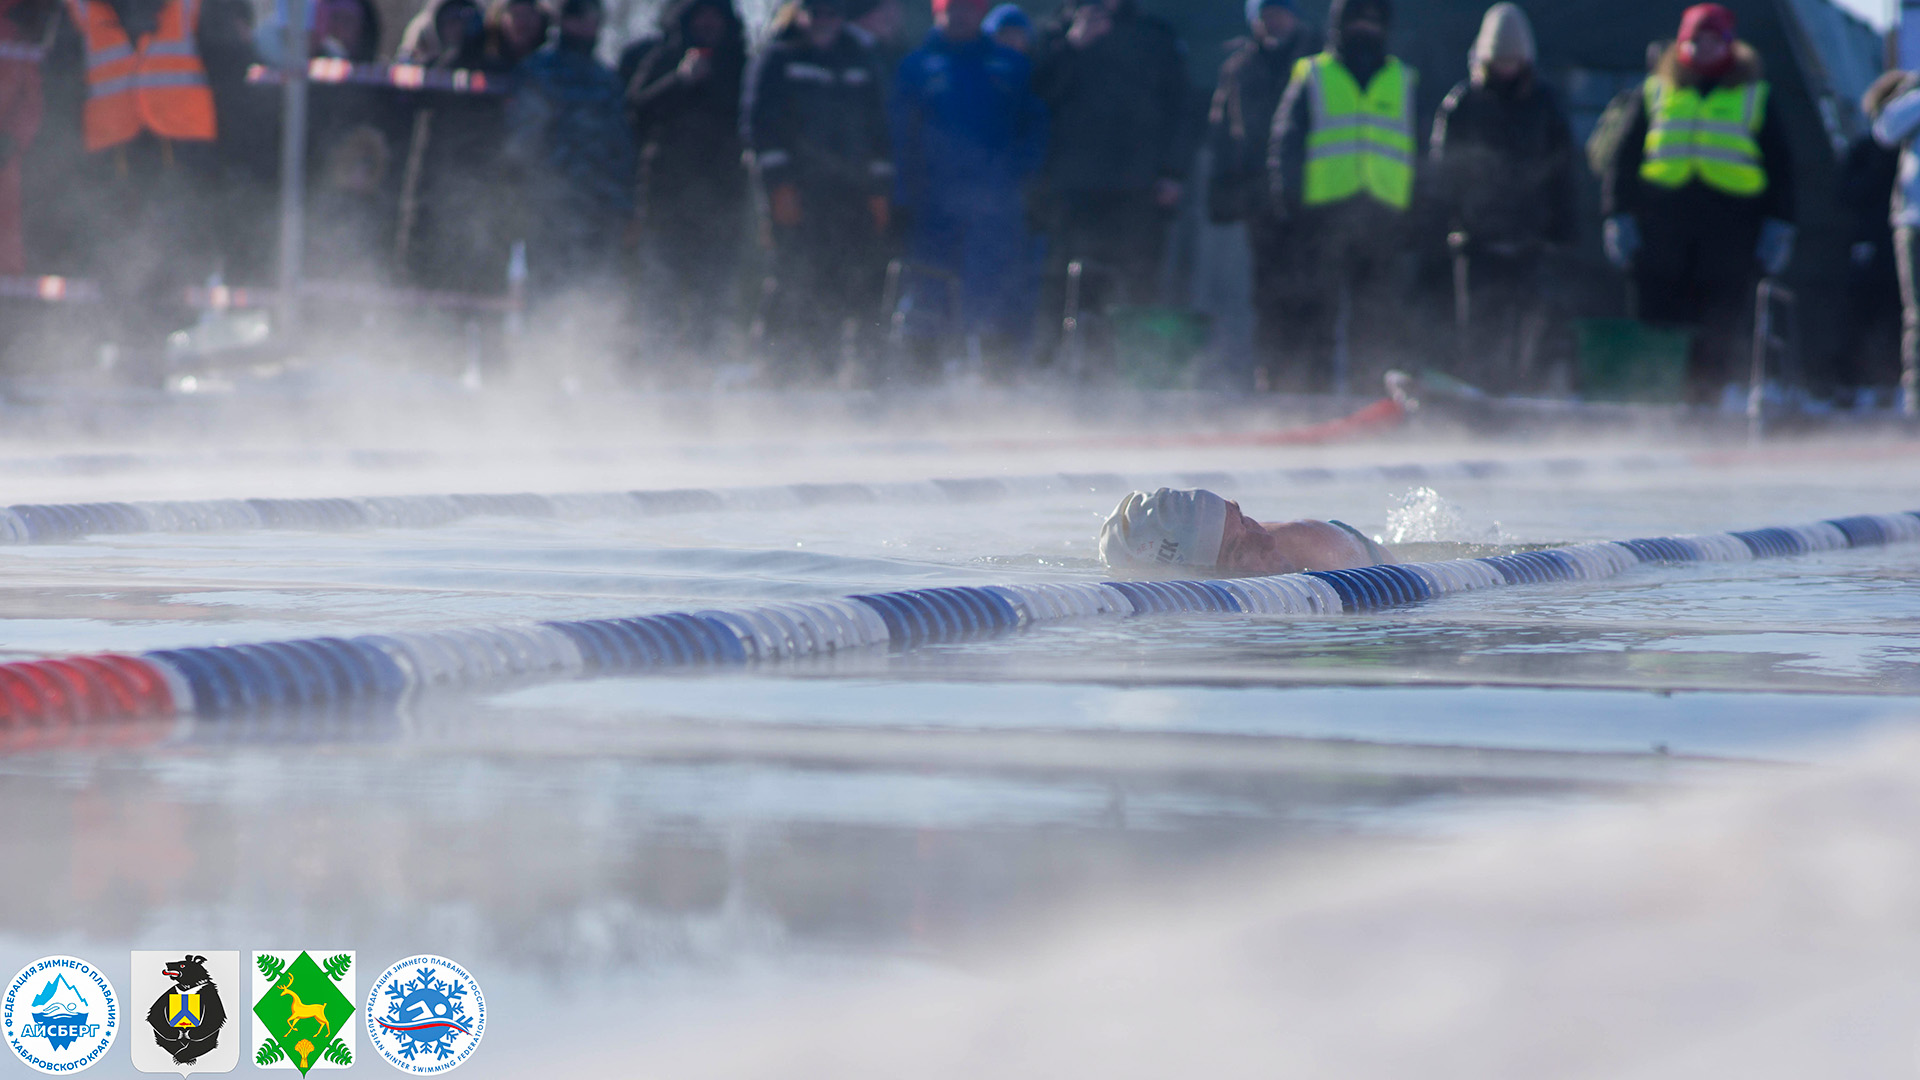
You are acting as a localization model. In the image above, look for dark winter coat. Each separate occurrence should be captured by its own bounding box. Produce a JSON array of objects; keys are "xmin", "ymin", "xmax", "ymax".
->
[
  {"xmin": 619, "ymin": 0, "xmax": 748, "ymax": 215},
  {"xmin": 744, "ymin": 27, "xmax": 892, "ymax": 197},
  {"xmin": 1031, "ymin": 0, "xmax": 1191, "ymax": 195},
  {"xmin": 1206, "ymin": 27, "xmax": 1317, "ymax": 223},
  {"xmin": 1428, "ymin": 73, "xmax": 1575, "ymax": 251},
  {"xmin": 889, "ymin": 29, "xmax": 1044, "ymax": 216},
  {"xmin": 1601, "ymin": 41, "xmax": 1794, "ymax": 226},
  {"xmin": 504, "ymin": 38, "xmax": 636, "ymax": 219}
]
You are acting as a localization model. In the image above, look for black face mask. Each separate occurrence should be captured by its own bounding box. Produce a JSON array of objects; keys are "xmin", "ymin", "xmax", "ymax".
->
[{"xmin": 1336, "ymin": 26, "xmax": 1384, "ymax": 74}]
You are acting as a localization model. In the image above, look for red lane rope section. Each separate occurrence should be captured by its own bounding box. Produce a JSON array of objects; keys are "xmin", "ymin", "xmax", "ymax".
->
[{"xmin": 971, "ymin": 396, "xmax": 1408, "ymax": 454}]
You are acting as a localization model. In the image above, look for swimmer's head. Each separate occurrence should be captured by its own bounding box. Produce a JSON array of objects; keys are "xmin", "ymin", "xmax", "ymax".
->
[{"xmin": 1099, "ymin": 488, "xmax": 1230, "ymax": 575}]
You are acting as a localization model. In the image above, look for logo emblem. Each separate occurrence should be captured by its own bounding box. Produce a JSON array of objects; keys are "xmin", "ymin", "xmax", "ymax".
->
[
  {"xmin": 2, "ymin": 954, "xmax": 119, "ymax": 1074},
  {"xmin": 364, "ymin": 955, "xmax": 485, "ymax": 1073},
  {"xmin": 131, "ymin": 951, "xmax": 239, "ymax": 1074},
  {"xmin": 250, "ymin": 952, "xmax": 354, "ymax": 1074}
]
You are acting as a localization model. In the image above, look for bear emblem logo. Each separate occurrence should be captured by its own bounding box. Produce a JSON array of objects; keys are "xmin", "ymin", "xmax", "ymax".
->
[{"xmin": 131, "ymin": 951, "xmax": 240, "ymax": 1075}]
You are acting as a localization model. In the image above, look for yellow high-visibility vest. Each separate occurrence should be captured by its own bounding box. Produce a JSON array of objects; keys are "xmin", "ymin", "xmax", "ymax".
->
[
  {"xmin": 1295, "ymin": 52, "xmax": 1415, "ymax": 211},
  {"xmin": 1639, "ymin": 77, "xmax": 1769, "ymax": 197}
]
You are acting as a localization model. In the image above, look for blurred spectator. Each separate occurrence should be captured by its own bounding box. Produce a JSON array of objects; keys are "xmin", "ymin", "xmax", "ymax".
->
[
  {"xmin": 744, "ymin": 0, "xmax": 892, "ymax": 382},
  {"xmin": 888, "ymin": 0, "xmax": 1045, "ymax": 377},
  {"xmin": 846, "ymin": 0, "xmax": 904, "ymax": 81},
  {"xmin": 398, "ymin": 0, "xmax": 488, "ymax": 67},
  {"xmin": 1830, "ymin": 71, "xmax": 1907, "ymax": 407},
  {"xmin": 1429, "ymin": 2, "xmax": 1573, "ymax": 393},
  {"xmin": 1032, "ymin": 0, "xmax": 1190, "ymax": 325},
  {"xmin": 1207, "ymin": 0, "xmax": 1317, "ymax": 391},
  {"xmin": 311, "ymin": 0, "xmax": 380, "ymax": 61},
  {"xmin": 394, "ymin": 0, "xmax": 515, "ymax": 300},
  {"xmin": 0, "ymin": 0, "xmax": 43, "ymax": 275},
  {"xmin": 1873, "ymin": 69, "xmax": 1920, "ymax": 415},
  {"xmin": 620, "ymin": 0, "xmax": 749, "ymax": 354},
  {"xmin": 1602, "ymin": 3, "xmax": 1794, "ymax": 406},
  {"xmin": 503, "ymin": 0, "xmax": 634, "ymax": 293},
  {"xmin": 307, "ymin": 122, "xmax": 391, "ymax": 281},
  {"xmin": 483, "ymin": 0, "xmax": 548, "ymax": 71},
  {"xmin": 983, "ymin": 3, "xmax": 1029, "ymax": 54},
  {"xmin": 1267, "ymin": 0, "xmax": 1415, "ymax": 393}
]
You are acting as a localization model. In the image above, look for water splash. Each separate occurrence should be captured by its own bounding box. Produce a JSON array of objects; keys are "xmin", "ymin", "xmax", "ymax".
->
[{"xmin": 1384, "ymin": 487, "xmax": 1504, "ymax": 544}]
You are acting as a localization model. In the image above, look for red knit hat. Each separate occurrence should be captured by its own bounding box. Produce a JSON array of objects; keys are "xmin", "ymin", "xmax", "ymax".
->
[{"xmin": 1677, "ymin": 3, "xmax": 1735, "ymax": 43}]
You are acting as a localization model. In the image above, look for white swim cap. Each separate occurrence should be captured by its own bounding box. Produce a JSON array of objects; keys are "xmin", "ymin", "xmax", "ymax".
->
[{"xmin": 1099, "ymin": 488, "xmax": 1230, "ymax": 575}]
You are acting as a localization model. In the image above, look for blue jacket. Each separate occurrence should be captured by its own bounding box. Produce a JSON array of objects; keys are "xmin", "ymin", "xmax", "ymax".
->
[
  {"xmin": 506, "ymin": 41, "xmax": 637, "ymax": 217},
  {"xmin": 889, "ymin": 30, "xmax": 1045, "ymax": 217}
]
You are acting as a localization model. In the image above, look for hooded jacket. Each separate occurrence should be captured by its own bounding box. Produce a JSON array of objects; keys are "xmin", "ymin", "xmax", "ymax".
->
[
  {"xmin": 1429, "ymin": 9, "xmax": 1574, "ymax": 253},
  {"xmin": 890, "ymin": 28, "xmax": 1045, "ymax": 216},
  {"xmin": 1032, "ymin": 0, "xmax": 1193, "ymax": 194},
  {"xmin": 619, "ymin": 0, "xmax": 747, "ymax": 210},
  {"xmin": 398, "ymin": 0, "xmax": 489, "ymax": 68},
  {"xmin": 1601, "ymin": 40, "xmax": 1794, "ymax": 223},
  {"xmin": 744, "ymin": 23, "xmax": 892, "ymax": 196},
  {"xmin": 1207, "ymin": 21, "xmax": 1319, "ymax": 222}
]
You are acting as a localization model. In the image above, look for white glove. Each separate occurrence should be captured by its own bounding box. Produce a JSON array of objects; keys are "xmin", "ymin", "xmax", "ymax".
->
[{"xmin": 1602, "ymin": 214, "xmax": 1639, "ymax": 270}]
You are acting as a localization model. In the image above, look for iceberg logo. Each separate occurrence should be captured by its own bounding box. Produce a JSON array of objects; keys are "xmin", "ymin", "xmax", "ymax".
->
[{"xmin": 5, "ymin": 956, "xmax": 119, "ymax": 1074}]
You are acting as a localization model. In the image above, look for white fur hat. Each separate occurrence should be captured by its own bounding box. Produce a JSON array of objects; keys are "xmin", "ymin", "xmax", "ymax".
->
[{"xmin": 1099, "ymin": 488, "xmax": 1230, "ymax": 575}]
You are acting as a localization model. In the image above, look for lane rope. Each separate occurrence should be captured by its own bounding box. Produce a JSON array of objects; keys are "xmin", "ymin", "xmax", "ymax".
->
[
  {"xmin": 0, "ymin": 450, "xmax": 1731, "ymax": 544},
  {"xmin": 0, "ymin": 510, "xmax": 1914, "ymax": 726}
]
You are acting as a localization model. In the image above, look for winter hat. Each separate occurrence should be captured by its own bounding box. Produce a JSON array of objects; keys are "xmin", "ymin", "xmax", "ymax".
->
[
  {"xmin": 1330, "ymin": 0, "xmax": 1390, "ymax": 32},
  {"xmin": 1470, "ymin": 3, "xmax": 1533, "ymax": 71},
  {"xmin": 1099, "ymin": 489, "xmax": 1231, "ymax": 574},
  {"xmin": 1677, "ymin": 2, "xmax": 1735, "ymax": 44},
  {"xmin": 983, "ymin": 3, "xmax": 1029, "ymax": 34},
  {"xmin": 1245, "ymin": 0, "xmax": 1294, "ymax": 27}
]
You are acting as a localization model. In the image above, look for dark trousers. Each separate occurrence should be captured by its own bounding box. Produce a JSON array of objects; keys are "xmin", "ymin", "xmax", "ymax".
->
[
  {"xmin": 644, "ymin": 189, "xmax": 746, "ymax": 356},
  {"xmin": 1247, "ymin": 214, "xmax": 1316, "ymax": 392},
  {"xmin": 1266, "ymin": 205, "xmax": 1406, "ymax": 395},
  {"xmin": 766, "ymin": 188, "xmax": 880, "ymax": 383},
  {"xmin": 1633, "ymin": 195, "xmax": 1762, "ymax": 405},
  {"xmin": 1893, "ymin": 227, "xmax": 1920, "ymax": 414},
  {"xmin": 1452, "ymin": 246, "xmax": 1548, "ymax": 394},
  {"xmin": 1039, "ymin": 189, "xmax": 1169, "ymax": 369}
]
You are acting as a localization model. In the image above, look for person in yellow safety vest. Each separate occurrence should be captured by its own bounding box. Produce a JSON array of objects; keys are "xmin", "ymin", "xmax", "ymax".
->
[
  {"xmin": 67, "ymin": 0, "xmax": 215, "ymax": 152},
  {"xmin": 1265, "ymin": 0, "xmax": 1413, "ymax": 395},
  {"xmin": 1601, "ymin": 3, "xmax": 1794, "ymax": 406}
]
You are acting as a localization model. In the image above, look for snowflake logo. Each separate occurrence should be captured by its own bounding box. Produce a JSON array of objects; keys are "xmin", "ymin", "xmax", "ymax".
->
[{"xmin": 376, "ymin": 967, "xmax": 471, "ymax": 1062}]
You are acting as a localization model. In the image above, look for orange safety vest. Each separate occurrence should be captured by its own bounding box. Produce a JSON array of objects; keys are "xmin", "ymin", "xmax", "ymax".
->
[{"xmin": 68, "ymin": 0, "xmax": 215, "ymax": 151}]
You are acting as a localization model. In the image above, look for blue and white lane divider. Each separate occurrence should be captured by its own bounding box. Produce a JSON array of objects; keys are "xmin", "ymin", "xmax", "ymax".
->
[
  {"xmin": 0, "ymin": 453, "xmax": 1709, "ymax": 545},
  {"xmin": 1, "ymin": 509, "xmax": 1904, "ymax": 724}
]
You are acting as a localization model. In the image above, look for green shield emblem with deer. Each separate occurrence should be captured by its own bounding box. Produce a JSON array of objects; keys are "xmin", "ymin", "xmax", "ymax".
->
[{"xmin": 250, "ymin": 952, "xmax": 355, "ymax": 1074}]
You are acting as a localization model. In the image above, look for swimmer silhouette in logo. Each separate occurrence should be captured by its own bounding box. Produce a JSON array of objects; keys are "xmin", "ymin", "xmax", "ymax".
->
[{"xmin": 146, "ymin": 954, "xmax": 228, "ymax": 1066}]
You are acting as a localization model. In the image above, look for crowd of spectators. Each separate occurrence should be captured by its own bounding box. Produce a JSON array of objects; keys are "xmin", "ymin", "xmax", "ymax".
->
[{"xmin": 0, "ymin": 0, "xmax": 1906, "ymax": 407}]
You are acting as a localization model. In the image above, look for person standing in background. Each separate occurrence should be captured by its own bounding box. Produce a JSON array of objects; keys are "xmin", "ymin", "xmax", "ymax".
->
[
  {"xmin": 983, "ymin": 3, "xmax": 1030, "ymax": 54},
  {"xmin": 744, "ymin": 0, "xmax": 892, "ymax": 383},
  {"xmin": 1872, "ymin": 68, "xmax": 1920, "ymax": 416},
  {"xmin": 1602, "ymin": 3, "xmax": 1794, "ymax": 407},
  {"xmin": 1267, "ymin": 0, "xmax": 1415, "ymax": 395},
  {"xmin": 0, "ymin": 0, "xmax": 43, "ymax": 276},
  {"xmin": 503, "ymin": 0, "xmax": 634, "ymax": 296},
  {"xmin": 1207, "ymin": 0, "xmax": 1316, "ymax": 392},
  {"xmin": 621, "ymin": 0, "xmax": 749, "ymax": 362},
  {"xmin": 1031, "ymin": 0, "xmax": 1191, "ymax": 340},
  {"xmin": 888, "ymin": 0, "xmax": 1045, "ymax": 379},
  {"xmin": 483, "ymin": 0, "xmax": 548, "ymax": 71},
  {"xmin": 1429, "ymin": 2, "xmax": 1573, "ymax": 394}
]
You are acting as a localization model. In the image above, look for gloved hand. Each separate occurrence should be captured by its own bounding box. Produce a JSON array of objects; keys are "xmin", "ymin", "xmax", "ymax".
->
[
  {"xmin": 1756, "ymin": 218, "xmax": 1796, "ymax": 277},
  {"xmin": 1602, "ymin": 214, "xmax": 1639, "ymax": 270}
]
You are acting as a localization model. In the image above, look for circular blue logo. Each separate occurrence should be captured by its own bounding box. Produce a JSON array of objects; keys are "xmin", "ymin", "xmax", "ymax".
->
[
  {"xmin": 363, "ymin": 955, "xmax": 484, "ymax": 1074},
  {"xmin": 3, "ymin": 955, "xmax": 119, "ymax": 1074}
]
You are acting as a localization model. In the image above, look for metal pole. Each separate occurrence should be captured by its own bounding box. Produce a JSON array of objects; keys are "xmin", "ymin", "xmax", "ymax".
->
[{"xmin": 276, "ymin": 0, "xmax": 310, "ymax": 338}]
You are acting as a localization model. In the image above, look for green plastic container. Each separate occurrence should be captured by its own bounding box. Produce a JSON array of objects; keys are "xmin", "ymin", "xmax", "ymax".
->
[
  {"xmin": 1111, "ymin": 307, "xmax": 1212, "ymax": 390},
  {"xmin": 1574, "ymin": 317, "xmax": 1691, "ymax": 403}
]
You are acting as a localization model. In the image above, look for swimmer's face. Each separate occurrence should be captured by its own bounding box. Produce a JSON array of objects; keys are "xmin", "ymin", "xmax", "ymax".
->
[{"xmin": 1215, "ymin": 501, "xmax": 1283, "ymax": 575}]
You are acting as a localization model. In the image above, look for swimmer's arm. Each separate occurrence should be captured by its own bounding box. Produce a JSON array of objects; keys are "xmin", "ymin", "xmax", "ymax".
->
[{"xmin": 1261, "ymin": 520, "xmax": 1390, "ymax": 572}]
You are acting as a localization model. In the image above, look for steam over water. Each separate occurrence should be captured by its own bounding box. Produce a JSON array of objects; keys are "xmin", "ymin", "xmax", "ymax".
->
[{"xmin": 0, "ymin": 414, "xmax": 1915, "ymax": 1076}]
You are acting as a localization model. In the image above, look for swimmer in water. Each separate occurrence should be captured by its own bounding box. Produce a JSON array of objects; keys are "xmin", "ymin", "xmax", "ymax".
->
[{"xmin": 1099, "ymin": 488, "xmax": 1393, "ymax": 578}]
